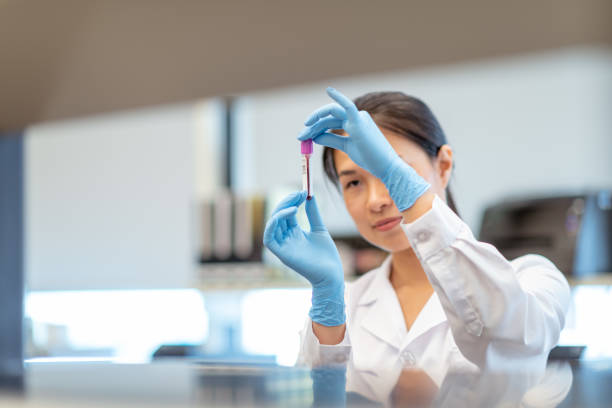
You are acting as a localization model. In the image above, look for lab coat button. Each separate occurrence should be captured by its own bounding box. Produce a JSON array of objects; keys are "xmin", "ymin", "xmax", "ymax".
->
[
  {"xmin": 416, "ymin": 230, "xmax": 431, "ymax": 243},
  {"xmin": 400, "ymin": 350, "xmax": 416, "ymax": 366}
]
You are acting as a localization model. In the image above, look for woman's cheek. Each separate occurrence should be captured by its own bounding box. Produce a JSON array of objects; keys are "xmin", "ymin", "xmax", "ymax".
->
[
  {"xmin": 344, "ymin": 196, "xmax": 368, "ymax": 230},
  {"xmin": 344, "ymin": 199, "xmax": 361, "ymax": 223},
  {"xmin": 343, "ymin": 188, "xmax": 361, "ymax": 211},
  {"xmin": 417, "ymin": 165, "xmax": 437, "ymax": 186},
  {"xmin": 343, "ymin": 190, "xmax": 413, "ymax": 253}
]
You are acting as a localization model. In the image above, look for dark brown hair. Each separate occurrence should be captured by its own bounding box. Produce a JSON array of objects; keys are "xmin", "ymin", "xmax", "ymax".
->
[{"xmin": 322, "ymin": 91, "xmax": 460, "ymax": 216}]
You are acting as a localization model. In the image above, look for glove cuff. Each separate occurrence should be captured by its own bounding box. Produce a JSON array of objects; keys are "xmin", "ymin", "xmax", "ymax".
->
[
  {"xmin": 381, "ymin": 156, "xmax": 431, "ymax": 212},
  {"xmin": 310, "ymin": 281, "xmax": 346, "ymax": 326}
]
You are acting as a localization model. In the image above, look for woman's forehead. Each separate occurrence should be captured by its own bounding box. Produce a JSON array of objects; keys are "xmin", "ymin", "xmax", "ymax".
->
[
  {"xmin": 383, "ymin": 129, "xmax": 425, "ymax": 156},
  {"xmin": 332, "ymin": 148, "xmax": 357, "ymax": 175}
]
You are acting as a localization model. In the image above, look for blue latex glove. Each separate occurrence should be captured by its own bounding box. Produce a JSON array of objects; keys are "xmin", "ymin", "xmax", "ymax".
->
[
  {"xmin": 263, "ymin": 191, "xmax": 345, "ymax": 326},
  {"xmin": 298, "ymin": 87, "xmax": 430, "ymax": 212}
]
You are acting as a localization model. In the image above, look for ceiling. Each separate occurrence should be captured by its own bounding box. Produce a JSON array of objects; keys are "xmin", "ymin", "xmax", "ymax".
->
[{"xmin": 1, "ymin": 0, "xmax": 611, "ymax": 130}]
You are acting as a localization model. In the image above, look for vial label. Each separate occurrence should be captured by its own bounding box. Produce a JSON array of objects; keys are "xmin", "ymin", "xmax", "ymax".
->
[{"xmin": 301, "ymin": 155, "xmax": 311, "ymax": 197}]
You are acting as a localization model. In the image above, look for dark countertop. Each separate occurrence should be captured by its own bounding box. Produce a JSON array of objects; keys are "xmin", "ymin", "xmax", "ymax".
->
[{"xmin": 0, "ymin": 358, "xmax": 611, "ymax": 407}]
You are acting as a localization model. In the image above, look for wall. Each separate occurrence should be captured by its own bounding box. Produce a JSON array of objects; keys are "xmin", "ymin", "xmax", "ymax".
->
[
  {"xmin": 25, "ymin": 103, "xmax": 210, "ymax": 290},
  {"xmin": 22, "ymin": 46, "xmax": 612, "ymax": 289},
  {"xmin": 237, "ymin": 46, "xmax": 612, "ymax": 235}
]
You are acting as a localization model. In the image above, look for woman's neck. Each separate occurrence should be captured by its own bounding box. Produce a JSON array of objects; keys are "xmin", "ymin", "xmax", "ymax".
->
[{"xmin": 390, "ymin": 248, "xmax": 432, "ymax": 290}]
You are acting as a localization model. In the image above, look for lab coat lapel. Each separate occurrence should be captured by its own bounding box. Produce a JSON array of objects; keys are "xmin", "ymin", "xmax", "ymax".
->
[
  {"xmin": 403, "ymin": 291, "xmax": 447, "ymax": 345},
  {"xmin": 359, "ymin": 257, "xmax": 403, "ymax": 350}
]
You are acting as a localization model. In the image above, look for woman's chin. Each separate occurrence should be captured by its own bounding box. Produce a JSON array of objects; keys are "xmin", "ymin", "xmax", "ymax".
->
[
  {"xmin": 384, "ymin": 242, "xmax": 412, "ymax": 253},
  {"xmin": 361, "ymin": 230, "xmax": 412, "ymax": 253}
]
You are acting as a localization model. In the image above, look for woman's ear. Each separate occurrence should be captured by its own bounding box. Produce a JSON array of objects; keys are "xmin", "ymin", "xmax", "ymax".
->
[{"xmin": 435, "ymin": 145, "xmax": 453, "ymax": 189}]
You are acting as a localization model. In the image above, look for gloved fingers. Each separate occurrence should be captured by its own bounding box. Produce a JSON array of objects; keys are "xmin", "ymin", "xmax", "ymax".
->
[
  {"xmin": 273, "ymin": 206, "xmax": 298, "ymax": 237},
  {"xmin": 286, "ymin": 207, "xmax": 298, "ymax": 228},
  {"xmin": 271, "ymin": 190, "xmax": 307, "ymax": 215},
  {"xmin": 297, "ymin": 117, "xmax": 343, "ymax": 141},
  {"xmin": 304, "ymin": 103, "xmax": 347, "ymax": 126},
  {"xmin": 312, "ymin": 132, "xmax": 347, "ymax": 152},
  {"xmin": 326, "ymin": 87, "xmax": 359, "ymax": 120},
  {"xmin": 274, "ymin": 221, "xmax": 284, "ymax": 244},
  {"xmin": 278, "ymin": 206, "xmax": 298, "ymax": 230},
  {"xmin": 263, "ymin": 213, "xmax": 281, "ymax": 248},
  {"xmin": 305, "ymin": 195, "xmax": 327, "ymax": 232},
  {"xmin": 264, "ymin": 206, "xmax": 297, "ymax": 246}
]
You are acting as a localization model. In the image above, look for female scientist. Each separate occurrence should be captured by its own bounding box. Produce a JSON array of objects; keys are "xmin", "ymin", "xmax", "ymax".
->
[{"xmin": 262, "ymin": 87, "xmax": 570, "ymax": 395}]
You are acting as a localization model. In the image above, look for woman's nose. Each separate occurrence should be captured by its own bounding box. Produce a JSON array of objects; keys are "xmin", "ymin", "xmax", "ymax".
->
[{"xmin": 367, "ymin": 179, "xmax": 394, "ymax": 213}]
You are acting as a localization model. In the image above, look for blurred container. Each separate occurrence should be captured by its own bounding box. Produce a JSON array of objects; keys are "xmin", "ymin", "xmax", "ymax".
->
[{"xmin": 198, "ymin": 191, "xmax": 266, "ymax": 264}]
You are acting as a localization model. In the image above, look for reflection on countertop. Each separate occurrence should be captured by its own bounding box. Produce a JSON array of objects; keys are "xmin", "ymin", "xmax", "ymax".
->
[{"xmin": 2, "ymin": 359, "xmax": 612, "ymax": 407}]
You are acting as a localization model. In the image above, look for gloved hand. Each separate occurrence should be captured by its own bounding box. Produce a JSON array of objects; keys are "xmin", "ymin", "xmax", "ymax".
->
[
  {"xmin": 263, "ymin": 191, "xmax": 345, "ymax": 326},
  {"xmin": 298, "ymin": 87, "xmax": 430, "ymax": 212}
]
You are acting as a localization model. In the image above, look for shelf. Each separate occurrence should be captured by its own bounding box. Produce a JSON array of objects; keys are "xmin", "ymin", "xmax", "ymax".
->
[
  {"xmin": 193, "ymin": 262, "xmax": 360, "ymax": 291},
  {"xmin": 194, "ymin": 279, "xmax": 310, "ymax": 291},
  {"xmin": 194, "ymin": 262, "xmax": 309, "ymax": 291}
]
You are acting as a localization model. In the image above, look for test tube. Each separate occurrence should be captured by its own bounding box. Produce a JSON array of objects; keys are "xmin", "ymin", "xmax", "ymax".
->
[{"xmin": 301, "ymin": 139, "xmax": 313, "ymax": 200}]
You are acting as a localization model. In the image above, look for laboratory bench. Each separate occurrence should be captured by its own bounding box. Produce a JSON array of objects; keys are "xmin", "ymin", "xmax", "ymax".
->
[{"xmin": 1, "ymin": 359, "xmax": 612, "ymax": 407}]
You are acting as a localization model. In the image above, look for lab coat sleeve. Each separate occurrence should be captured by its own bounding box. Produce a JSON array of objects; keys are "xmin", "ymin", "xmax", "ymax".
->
[
  {"xmin": 400, "ymin": 195, "xmax": 570, "ymax": 368},
  {"xmin": 296, "ymin": 287, "xmax": 352, "ymax": 367}
]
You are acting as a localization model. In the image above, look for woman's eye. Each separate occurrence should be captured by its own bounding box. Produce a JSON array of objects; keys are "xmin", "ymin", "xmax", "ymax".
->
[{"xmin": 345, "ymin": 180, "xmax": 360, "ymax": 189}]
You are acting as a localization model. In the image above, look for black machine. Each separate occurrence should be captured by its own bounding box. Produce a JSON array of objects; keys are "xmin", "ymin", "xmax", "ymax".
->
[{"xmin": 478, "ymin": 190, "xmax": 612, "ymax": 277}]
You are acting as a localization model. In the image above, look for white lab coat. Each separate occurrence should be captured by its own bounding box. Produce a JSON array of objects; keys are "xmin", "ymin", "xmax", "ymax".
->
[{"xmin": 298, "ymin": 195, "xmax": 570, "ymax": 404}]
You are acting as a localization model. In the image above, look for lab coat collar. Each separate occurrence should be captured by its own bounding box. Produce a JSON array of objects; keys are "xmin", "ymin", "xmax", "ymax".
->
[
  {"xmin": 358, "ymin": 255, "xmax": 448, "ymax": 349},
  {"xmin": 403, "ymin": 291, "xmax": 447, "ymax": 346},
  {"xmin": 359, "ymin": 256, "xmax": 404, "ymax": 349},
  {"xmin": 358, "ymin": 256, "xmax": 393, "ymax": 306}
]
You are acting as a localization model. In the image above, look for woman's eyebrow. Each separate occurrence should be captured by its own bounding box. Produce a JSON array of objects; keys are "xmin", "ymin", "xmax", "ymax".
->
[{"xmin": 338, "ymin": 169, "xmax": 357, "ymax": 177}]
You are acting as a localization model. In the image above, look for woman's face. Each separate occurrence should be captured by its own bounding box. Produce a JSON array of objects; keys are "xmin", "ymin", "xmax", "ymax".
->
[{"xmin": 333, "ymin": 128, "xmax": 453, "ymax": 252}]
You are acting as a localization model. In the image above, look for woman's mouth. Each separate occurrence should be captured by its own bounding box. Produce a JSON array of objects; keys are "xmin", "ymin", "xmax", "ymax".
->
[{"xmin": 373, "ymin": 216, "xmax": 403, "ymax": 231}]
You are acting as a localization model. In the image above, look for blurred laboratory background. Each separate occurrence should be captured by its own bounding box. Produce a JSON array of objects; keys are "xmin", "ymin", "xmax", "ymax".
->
[{"xmin": 1, "ymin": 0, "xmax": 612, "ymax": 406}]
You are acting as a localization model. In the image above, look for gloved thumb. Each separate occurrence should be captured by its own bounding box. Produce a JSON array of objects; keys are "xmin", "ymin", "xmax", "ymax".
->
[{"xmin": 305, "ymin": 195, "xmax": 327, "ymax": 232}]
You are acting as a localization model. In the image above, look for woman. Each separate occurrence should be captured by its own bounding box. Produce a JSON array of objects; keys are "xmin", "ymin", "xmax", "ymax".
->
[{"xmin": 263, "ymin": 87, "xmax": 570, "ymax": 400}]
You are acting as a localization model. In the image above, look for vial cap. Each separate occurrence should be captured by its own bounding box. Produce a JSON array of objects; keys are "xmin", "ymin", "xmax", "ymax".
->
[{"xmin": 300, "ymin": 139, "xmax": 313, "ymax": 155}]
